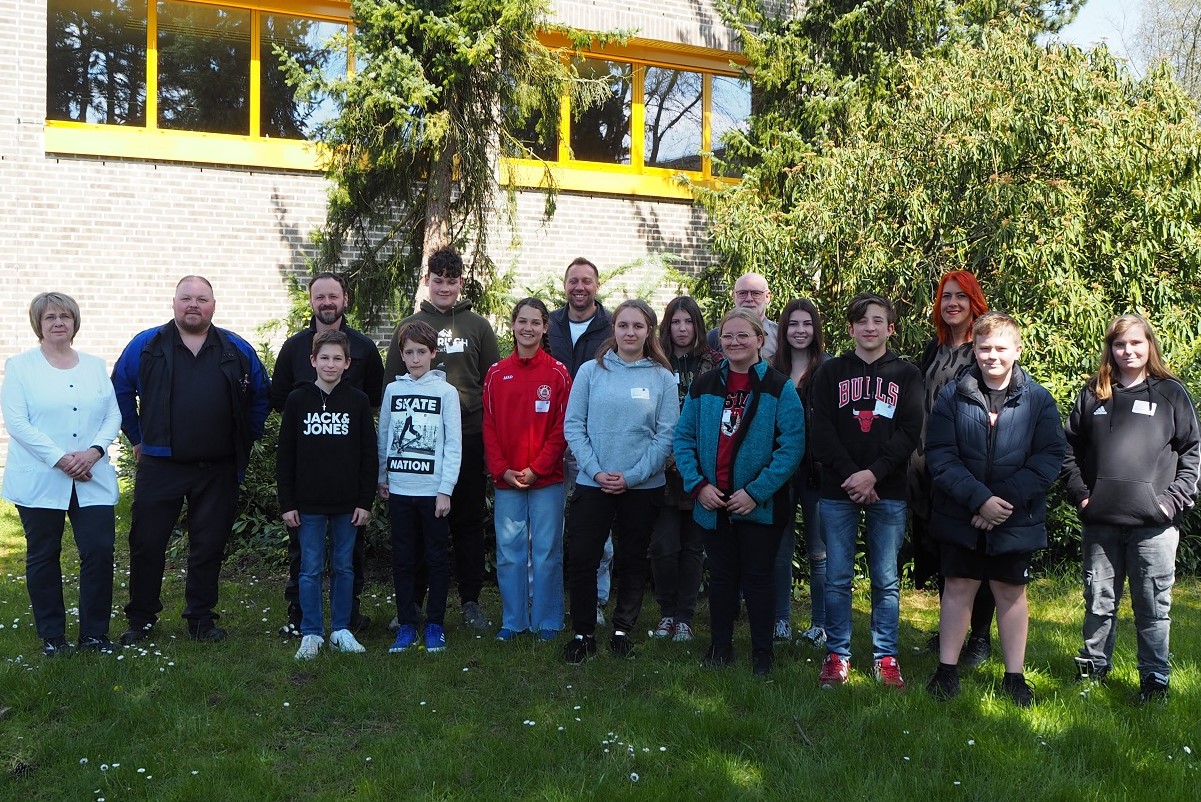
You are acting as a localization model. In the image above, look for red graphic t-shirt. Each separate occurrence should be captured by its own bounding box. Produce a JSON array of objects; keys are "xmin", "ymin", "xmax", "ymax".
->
[{"xmin": 716, "ymin": 370, "xmax": 751, "ymax": 490}]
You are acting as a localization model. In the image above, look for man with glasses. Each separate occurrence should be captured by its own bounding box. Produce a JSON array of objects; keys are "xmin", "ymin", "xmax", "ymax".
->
[{"xmin": 707, "ymin": 272, "xmax": 778, "ymax": 360}]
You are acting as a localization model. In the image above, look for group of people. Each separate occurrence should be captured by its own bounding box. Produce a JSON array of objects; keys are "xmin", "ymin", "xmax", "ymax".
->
[{"xmin": 3, "ymin": 256, "xmax": 1195, "ymax": 707}]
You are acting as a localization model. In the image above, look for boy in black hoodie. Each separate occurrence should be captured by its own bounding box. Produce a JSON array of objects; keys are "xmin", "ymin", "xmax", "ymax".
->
[
  {"xmin": 278, "ymin": 330, "xmax": 377, "ymax": 660},
  {"xmin": 811, "ymin": 293, "xmax": 923, "ymax": 690}
]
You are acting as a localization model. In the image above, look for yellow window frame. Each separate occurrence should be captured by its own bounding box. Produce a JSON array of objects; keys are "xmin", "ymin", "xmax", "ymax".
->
[
  {"xmin": 44, "ymin": 0, "xmax": 352, "ymax": 170},
  {"xmin": 503, "ymin": 33, "xmax": 750, "ymax": 200}
]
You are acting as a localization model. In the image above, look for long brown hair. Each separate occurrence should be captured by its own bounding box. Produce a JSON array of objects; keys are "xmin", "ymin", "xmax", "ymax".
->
[
  {"xmin": 597, "ymin": 299, "xmax": 672, "ymax": 370},
  {"xmin": 773, "ymin": 297, "xmax": 825, "ymax": 390},
  {"xmin": 1089, "ymin": 314, "xmax": 1178, "ymax": 401},
  {"xmin": 659, "ymin": 295, "xmax": 708, "ymax": 358},
  {"xmin": 932, "ymin": 270, "xmax": 989, "ymax": 346},
  {"xmin": 510, "ymin": 296, "xmax": 551, "ymax": 354}
]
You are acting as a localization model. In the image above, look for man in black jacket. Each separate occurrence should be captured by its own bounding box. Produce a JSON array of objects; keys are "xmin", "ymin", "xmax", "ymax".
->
[{"xmin": 272, "ymin": 272, "xmax": 384, "ymax": 637}]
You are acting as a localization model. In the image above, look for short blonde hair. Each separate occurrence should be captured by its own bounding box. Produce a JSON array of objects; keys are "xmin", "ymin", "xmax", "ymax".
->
[
  {"xmin": 29, "ymin": 292, "xmax": 81, "ymax": 341},
  {"xmin": 971, "ymin": 311, "xmax": 1021, "ymax": 345}
]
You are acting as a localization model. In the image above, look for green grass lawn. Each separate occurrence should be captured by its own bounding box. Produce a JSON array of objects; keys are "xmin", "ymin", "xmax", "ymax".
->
[{"xmin": 1, "ymin": 499, "xmax": 1198, "ymax": 801}]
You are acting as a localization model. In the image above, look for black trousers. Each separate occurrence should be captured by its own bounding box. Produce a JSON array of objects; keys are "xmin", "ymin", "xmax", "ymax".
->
[
  {"xmin": 566, "ymin": 485, "xmax": 657, "ymax": 636},
  {"xmin": 705, "ymin": 513, "xmax": 783, "ymax": 656},
  {"xmin": 284, "ymin": 525, "xmax": 365, "ymax": 620},
  {"xmin": 18, "ymin": 488, "xmax": 115, "ymax": 640},
  {"xmin": 125, "ymin": 456, "xmax": 237, "ymax": 628}
]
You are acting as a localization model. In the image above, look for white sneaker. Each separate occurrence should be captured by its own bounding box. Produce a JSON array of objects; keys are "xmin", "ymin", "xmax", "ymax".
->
[
  {"xmin": 295, "ymin": 634, "xmax": 323, "ymax": 660},
  {"xmin": 652, "ymin": 617, "xmax": 675, "ymax": 638},
  {"xmin": 672, "ymin": 621, "xmax": 694, "ymax": 642},
  {"xmin": 773, "ymin": 619, "xmax": 792, "ymax": 641},
  {"xmin": 329, "ymin": 629, "xmax": 366, "ymax": 654},
  {"xmin": 799, "ymin": 625, "xmax": 827, "ymax": 649}
]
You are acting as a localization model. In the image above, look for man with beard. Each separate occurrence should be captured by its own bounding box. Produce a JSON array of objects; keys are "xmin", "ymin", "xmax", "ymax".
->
[
  {"xmin": 706, "ymin": 272, "xmax": 779, "ymax": 361},
  {"xmin": 272, "ymin": 272, "xmax": 385, "ymax": 637},
  {"xmin": 112, "ymin": 276, "xmax": 269, "ymax": 643}
]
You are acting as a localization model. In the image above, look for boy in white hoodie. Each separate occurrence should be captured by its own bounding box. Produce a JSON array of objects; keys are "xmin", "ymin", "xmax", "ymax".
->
[{"xmin": 379, "ymin": 321, "xmax": 462, "ymax": 653}]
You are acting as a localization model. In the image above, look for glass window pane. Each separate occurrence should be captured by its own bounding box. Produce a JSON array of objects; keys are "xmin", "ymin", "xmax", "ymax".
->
[
  {"xmin": 644, "ymin": 67, "xmax": 702, "ymax": 171},
  {"xmin": 260, "ymin": 13, "xmax": 347, "ymax": 140},
  {"xmin": 570, "ymin": 58, "xmax": 631, "ymax": 165},
  {"xmin": 512, "ymin": 106, "xmax": 558, "ymax": 161},
  {"xmin": 157, "ymin": 0, "xmax": 250, "ymax": 135},
  {"xmin": 47, "ymin": 0, "xmax": 148, "ymax": 125},
  {"xmin": 711, "ymin": 75, "xmax": 751, "ymax": 178}
]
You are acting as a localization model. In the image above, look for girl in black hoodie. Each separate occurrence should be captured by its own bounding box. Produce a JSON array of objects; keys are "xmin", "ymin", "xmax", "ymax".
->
[{"xmin": 1062, "ymin": 314, "xmax": 1201, "ymax": 704}]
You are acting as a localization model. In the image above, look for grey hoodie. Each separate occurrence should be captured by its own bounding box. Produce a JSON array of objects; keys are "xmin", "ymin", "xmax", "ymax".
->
[{"xmin": 564, "ymin": 351, "xmax": 679, "ymax": 490}]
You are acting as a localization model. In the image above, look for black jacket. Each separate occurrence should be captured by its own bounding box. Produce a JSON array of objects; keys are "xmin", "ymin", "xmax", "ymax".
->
[
  {"xmin": 277, "ymin": 381, "xmax": 377, "ymax": 514},
  {"xmin": 810, "ymin": 349, "xmax": 924, "ymax": 500},
  {"xmin": 549, "ymin": 302, "xmax": 611, "ymax": 379},
  {"xmin": 112, "ymin": 322, "xmax": 269, "ymax": 474},
  {"xmin": 270, "ymin": 318, "xmax": 385, "ymax": 412},
  {"xmin": 1062, "ymin": 376, "xmax": 1201, "ymax": 527},
  {"xmin": 926, "ymin": 365, "xmax": 1065, "ymax": 554}
]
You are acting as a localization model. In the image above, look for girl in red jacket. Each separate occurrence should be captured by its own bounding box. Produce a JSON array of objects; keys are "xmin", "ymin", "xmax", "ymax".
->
[{"xmin": 483, "ymin": 298, "xmax": 572, "ymax": 640}]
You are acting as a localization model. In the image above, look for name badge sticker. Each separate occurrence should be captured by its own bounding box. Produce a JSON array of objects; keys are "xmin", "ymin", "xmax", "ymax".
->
[
  {"xmin": 534, "ymin": 400, "xmax": 550, "ymax": 413},
  {"xmin": 631, "ymin": 387, "xmax": 651, "ymax": 400},
  {"xmin": 1132, "ymin": 399, "xmax": 1157, "ymax": 416},
  {"xmin": 445, "ymin": 341, "xmax": 465, "ymax": 354},
  {"xmin": 873, "ymin": 399, "xmax": 897, "ymax": 419}
]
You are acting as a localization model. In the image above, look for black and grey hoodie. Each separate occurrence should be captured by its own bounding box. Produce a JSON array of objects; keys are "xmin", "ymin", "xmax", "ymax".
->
[{"xmin": 1062, "ymin": 376, "xmax": 1201, "ymax": 527}]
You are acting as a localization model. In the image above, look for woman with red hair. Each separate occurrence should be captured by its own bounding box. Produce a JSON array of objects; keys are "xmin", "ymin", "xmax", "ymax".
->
[{"xmin": 911, "ymin": 270, "xmax": 995, "ymax": 666}]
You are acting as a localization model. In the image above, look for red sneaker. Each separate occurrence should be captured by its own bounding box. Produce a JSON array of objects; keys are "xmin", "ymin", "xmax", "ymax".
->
[
  {"xmin": 873, "ymin": 655, "xmax": 907, "ymax": 689},
  {"xmin": 819, "ymin": 653, "xmax": 850, "ymax": 688}
]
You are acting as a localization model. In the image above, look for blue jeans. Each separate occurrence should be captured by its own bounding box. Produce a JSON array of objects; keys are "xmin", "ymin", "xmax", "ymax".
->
[
  {"xmin": 297, "ymin": 513, "xmax": 357, "ymax": 636},
  {"xmin": 1081, "ymin": 523, "xmax": 1178, "ymax": 679},
  {"xmin": 495, "ymin": 484, "xmax": 565, "ymax": 632},
  {"xmin": 822, "ymin": 498, "xmax": 906, "ymax": 660},
  {"xmin": 774, "ymin": 481, "xmax": 825, "ymax": 626}
]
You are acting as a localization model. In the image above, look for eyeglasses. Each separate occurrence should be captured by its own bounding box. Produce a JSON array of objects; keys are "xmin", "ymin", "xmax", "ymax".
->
[
  {"xmin": 734, "ymin": 289, "xmax": 767, "ymax": 300},
  {"xmin": 719, "ymin": 332, "xmax": 758, "ymax": 344}
]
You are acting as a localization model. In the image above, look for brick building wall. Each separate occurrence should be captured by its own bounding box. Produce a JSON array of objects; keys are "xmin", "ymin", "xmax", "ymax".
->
[{"xmin": 0, "ymin": 0, "xmax": 735, "ymax": 464}]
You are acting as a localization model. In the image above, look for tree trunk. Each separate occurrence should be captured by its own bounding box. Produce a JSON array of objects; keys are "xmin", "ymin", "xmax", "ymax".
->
[{"xmin": 411, "ymin": 143, "xmax": 455, "ymax": 312}]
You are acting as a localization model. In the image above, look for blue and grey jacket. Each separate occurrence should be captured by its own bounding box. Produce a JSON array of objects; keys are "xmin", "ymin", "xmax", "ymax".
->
[
  {"xmin": 926, "ymin": 365, "xmax": 1065, "ymax": 555},
  {"xmin": 112, "ymin": 321, "xmax": 270, "ymax": 474},
  {"xmin": 674, "ymin": 359, "xmax": 805, "ymax": 529}
]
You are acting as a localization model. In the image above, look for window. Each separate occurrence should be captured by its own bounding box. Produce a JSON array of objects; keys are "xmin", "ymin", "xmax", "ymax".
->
[
  {"xmin": 45, "ymin": 0, "xmax": 351, "ymax": 170},
  {"xmin": 506, "ymin": 36, "xmax": 752, "ymax": 199}
]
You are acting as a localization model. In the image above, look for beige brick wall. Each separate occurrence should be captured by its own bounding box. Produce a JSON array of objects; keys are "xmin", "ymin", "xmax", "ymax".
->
[
  {"xmin": 0, "ymin": 0, "xmax": 727, "ymax": 465},
  {"xmin": 551, "ymin": 0, "xmax": 741, "ymax": 51}
]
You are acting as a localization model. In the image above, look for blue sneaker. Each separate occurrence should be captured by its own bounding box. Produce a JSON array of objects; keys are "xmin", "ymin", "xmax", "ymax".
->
[
  {"xmin": 538, "ymin": 629, "xmax": 558, "ymax": 642},
  {"xmin": 495, "ymin": 627, "xmax": 518, "ymax": 641},
  {"xmin": 389, "ymin": 625, "xmax": 417, "ymax": 653},
  {"xmin": 423, "ymin": 623, "xmax": 447, "ymax": 652}
]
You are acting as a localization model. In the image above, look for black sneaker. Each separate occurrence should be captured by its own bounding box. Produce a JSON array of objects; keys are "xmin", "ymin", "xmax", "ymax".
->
[
  {"xmin": 609, "ymin": 632, "xmax": 635, "ymax": 659},
  {"xmin": 42, "ymin": 637, "xmax": 75, "ymax": 658},
  {"xmin": 119, "ymin": 623, "xmax": 154, "ymax": 646},
  {"xmin": 701, "ymin": 644, "xmax": 735, "ymax": 668},
  {"xmin": 752, "ymin": 650, "xmax": 774, "ymax": 677},
  {"xmin": 350, "ymin": 613, "xmax": 371, "ymax": 635},
  {"xmin": 563, "ymin": 634, "xmax": 597, "ymax": 664},
  {"xmin": 1138, "ymin": 674, "xmax": 1169, "ymax": 705},
  {"xmin": 77, "ymin": 635, "xmax": 115, "ymax": 655},
  {"xmin": 461, "ymin": 601, "xmax": 489, "ymax": 632},
  {"xmin": 959, "ymin": 634, "xmax": 992, "ymax": 669},
  {"xmin": 1001, "ymin": 672, "xmax": 1034, "ymax": 707},
  {"xmin": 926, "ymin": 665, "xmax": 961, "ymax": 700},
  {"xmin": 278, "ymin": 603, "xmax": 302, "ymax": 638},
  {"xmin": 188, "ymin": 623, "xmax": 228, "ymax": 643},
  {"xmin": 1074, "ymin": 656, "xmax": 1110, "ymax": 683}
]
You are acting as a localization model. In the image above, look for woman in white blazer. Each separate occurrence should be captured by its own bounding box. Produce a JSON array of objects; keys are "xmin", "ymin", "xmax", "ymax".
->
[{"xmin": 2, "ymin": 292, "xmax": 121, "ymax": 656}]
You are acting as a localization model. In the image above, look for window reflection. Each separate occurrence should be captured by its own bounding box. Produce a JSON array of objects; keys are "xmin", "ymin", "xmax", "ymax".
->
[
  {"xmin": 260, "ymin": 14, "xmax": 346, "ymax": 139},
  {"xmin": 644, "ymin": 67, "xmax": 702, "ymax": 171},
  {"xmin": 512, "ymin": 106, "xmax": 559, "ymax": 161},
  {"xmin": 157, "ymin": 0, "xmax": 250, "ymax": 135},
  {"xmin": 711, "ymin": 74, "xmax": 751, "ymax": 178},
  {"xmin": 570, "ymin": 58, "xmax": 631, "ymax": 165},
  {"xmin": 47, "ymin": 0, "xmax": 148, "ymax": 125}
]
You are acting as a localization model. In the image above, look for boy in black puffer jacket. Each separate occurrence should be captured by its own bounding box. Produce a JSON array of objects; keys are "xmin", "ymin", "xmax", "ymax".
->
[{"xmin": 924, "ymin": 313, "xmax": 1065, "ymax": 706}]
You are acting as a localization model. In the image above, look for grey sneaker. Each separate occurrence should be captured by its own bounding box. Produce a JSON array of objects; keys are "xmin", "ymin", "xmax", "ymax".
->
[
  {"xmin": 773, "ymin": 619, "xmax": 792, "ymax": 641},
  {"xmin": 672, "ymin": 621, "xmax": 694, "ymax": 642},
  {"xmin": 798, "ymin": 625, "xmax": 827, "ymax": 649},
  {"xmin": 1074, "ymin": 656, "xmax": 1110, "ymax": 683},
  {"xmin": 461, "ymin": 601, "xmax": 489, "ymax": 632},
  {"xmin": 651, "ymin": 617, "xmax": 674, "ymax": 639}
]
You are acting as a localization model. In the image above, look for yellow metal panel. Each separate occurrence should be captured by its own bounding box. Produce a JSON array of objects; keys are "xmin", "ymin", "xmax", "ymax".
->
[
  {"xmin": 630, "ymin": 64, "xmax": 645, "ymax": 169},
  {"xmin": 539, "ymin": 32, "xmax": 749, "ymax": 76},
  {"xmin": 45, "ymin": 123, "xmax": 325, "ymax": 172},
  {"xmin": 502, "ymin": 160, "xmax": 704, "ymax": 200},
  {"xmin": 165, "ymin": 0, "xmax": 349, "ymax": 20}
]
